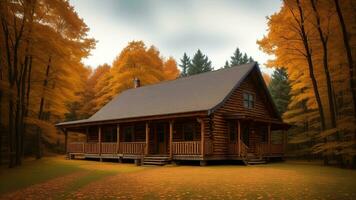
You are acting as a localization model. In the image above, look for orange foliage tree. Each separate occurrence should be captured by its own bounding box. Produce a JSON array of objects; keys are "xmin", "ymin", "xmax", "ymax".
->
[{"xmin": 258, "ymin": 0, "xmax": 356, "ymax": 165}]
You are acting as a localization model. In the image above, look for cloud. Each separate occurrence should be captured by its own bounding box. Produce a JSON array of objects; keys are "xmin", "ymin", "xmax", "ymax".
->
[{"xmin": 70, "ymin": 0, "xmax": 282, "ymax": 73}]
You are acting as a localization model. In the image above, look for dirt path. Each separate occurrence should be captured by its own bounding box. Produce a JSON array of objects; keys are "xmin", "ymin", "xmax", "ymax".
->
[{"xmin": 0, "ymin": 172, "xmax": 88, "ymax": 200}]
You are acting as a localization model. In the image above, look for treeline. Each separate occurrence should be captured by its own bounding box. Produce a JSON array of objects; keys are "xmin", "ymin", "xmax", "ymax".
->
[
  {"xmin": 258, "ymin": 0, "xmax": 356, "ymax": 166},
  {"xmin": 67, "ymin": 41, "xmax": 180, "ymax": 119},
  {"xmin": 178, "ymin": 47, "xmax": 255, "ymax": 77},
  {"xmin": 0, "ymin": 0, "xmax": 95, "ymax": 167}
]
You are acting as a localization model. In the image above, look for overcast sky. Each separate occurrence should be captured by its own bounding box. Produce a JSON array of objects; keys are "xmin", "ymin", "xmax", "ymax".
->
[{"xmin": 70, "ymin": 0, "xmax": 282, "ymax": 73}]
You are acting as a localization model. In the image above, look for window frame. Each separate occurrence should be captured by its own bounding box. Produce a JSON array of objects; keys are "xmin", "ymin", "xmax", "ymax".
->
[{"xmin": 243, "ymin": 91, "xmax": 255, "ymax": 109}]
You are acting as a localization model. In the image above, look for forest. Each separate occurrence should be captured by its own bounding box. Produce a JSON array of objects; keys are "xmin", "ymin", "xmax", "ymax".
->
[{"xmin": 0, "ymin": 0, "xmax": 355, "ymax": 168}]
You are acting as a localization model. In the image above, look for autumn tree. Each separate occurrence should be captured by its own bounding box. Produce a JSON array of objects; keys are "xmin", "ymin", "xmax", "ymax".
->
[
  {"xmin": 258, "ymin": 0, "xmax": 356, "ymax": 166},
  {"xmin": 0, "ymin": 0, "xmax": 94, "ymax": 166},
  {"xmin": 163, "ymin": 57, "xmax": 179, "ymax": 80},
  {"xmin": 94, "ymin": 41, "xmax": 179, "ymax": 109}
]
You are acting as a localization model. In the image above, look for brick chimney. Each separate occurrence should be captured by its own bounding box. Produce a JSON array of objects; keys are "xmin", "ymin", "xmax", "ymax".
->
[{"xmin": 133, "ymin": 77, "xmax": 140, "ymax": 88}]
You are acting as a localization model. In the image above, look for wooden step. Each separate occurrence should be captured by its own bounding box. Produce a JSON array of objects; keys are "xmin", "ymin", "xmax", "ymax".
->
[
  {"xmin": 246, "ymin": 160, "xmax": 267, "ymax": 165},
  {"xmin": 143, "ymin": 155, "xmax": 171, "ymax": 166}
]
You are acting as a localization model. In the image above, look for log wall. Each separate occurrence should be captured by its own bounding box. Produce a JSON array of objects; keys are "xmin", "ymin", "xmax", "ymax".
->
[{"xmin": 211, "ymin": 70, "xmax": 279, "ymax": 155}]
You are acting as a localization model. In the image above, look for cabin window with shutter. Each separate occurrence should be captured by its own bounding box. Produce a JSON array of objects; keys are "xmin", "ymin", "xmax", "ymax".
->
[
  {"xmin": 243, "ymin": 92, "xmax": 255, "ymax": 109},
  {"xmin": 123, "ymin": 125, "xmax": 134, "ymax": 142}
]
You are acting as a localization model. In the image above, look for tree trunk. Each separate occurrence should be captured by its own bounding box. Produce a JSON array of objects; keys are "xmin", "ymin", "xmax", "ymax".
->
[
  {"xmin": 8, "ymin": 99, "xmax": 15, "ymax": 168},
  {"xmin": 334, "ymin": 0, "xmax": 356, "ymax": 119},
  {"xmin": 292, "ymin": 0, "xmax": 328, "ymax": 164},
  {"xmin": 310, "ymin": 0, "xmax": 337, "ymax": 128},
  {"xmin": 294, "ymin": 0, "xmax": 326, "ymax": 131},
  {"xmin": 36, "ymin": 57, "xmax": 51, "ymax": 159}
]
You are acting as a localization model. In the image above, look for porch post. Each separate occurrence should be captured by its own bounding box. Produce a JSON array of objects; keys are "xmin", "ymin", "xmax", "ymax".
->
[
  {"xmin": 98, "ymin": 126, "xmax": 102, "ymax": 161},
  {"xmin": 169, "ymin": 120, "xmax": 173, "ymax": 159},
  {"xmin": 268, "ymin": 123, "xmax": 271, "ymax": 155},
  {"xmin": 197, "ymin": 118, "xmax": 205, "ymax": 157},
  {"xmin": 117, "ymin": 124, "xmax": 120, "ymax": 154},
  {"xmin": 86, "ymin": 127, "xmax": 89, "ymax": 143},
  {"xmin": 237, "ymin": 120, "xmax": 241, "ymax": 156},
  {"xmin": 145, "ymin": 122, "xmax": 149, "ymax": 155},
  {"xmin": 85, "ymin": 127, "xmax": 88, "ymax": 153},
  {"xmin": 64, "ymin": 129, "xmax": 68, "ymax": 155}
]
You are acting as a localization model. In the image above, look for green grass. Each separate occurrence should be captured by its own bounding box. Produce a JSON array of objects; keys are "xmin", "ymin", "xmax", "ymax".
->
[
  {"xmin": 0, "ymin": 157, "xmax": 355, "ymax": 199},
  {"xmin": 0, "ymin": 156, "xmax": 142, "ymax": 195},
  {"xmin": 0, "ymin": 157, "xmax": 81, "ymax": 194}
]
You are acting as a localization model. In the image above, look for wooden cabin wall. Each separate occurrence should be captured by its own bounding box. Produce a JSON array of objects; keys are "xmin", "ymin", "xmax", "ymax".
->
[{"xmin": 211, "ymin": 70, "xmax": 279, "ymax": 155}]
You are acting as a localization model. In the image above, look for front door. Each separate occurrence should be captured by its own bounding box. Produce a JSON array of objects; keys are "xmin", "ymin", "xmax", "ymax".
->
[
  {"xmin": 248, "ymin": 129, "xmax": 258, "ymax": 153},
  {"xmin": 156, "ymin": 123, "xmax": 167, "ymax": 154}
]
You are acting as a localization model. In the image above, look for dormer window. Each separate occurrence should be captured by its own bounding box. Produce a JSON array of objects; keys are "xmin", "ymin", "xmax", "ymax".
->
[{"xmin": 243, "ymin": 92, "xmax": 254, "ymax": 109}]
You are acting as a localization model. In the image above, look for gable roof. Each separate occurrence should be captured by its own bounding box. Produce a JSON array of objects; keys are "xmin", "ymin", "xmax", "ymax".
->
[{"xmin": 57, "ymin": 62, "xmax": 277, "ymax": 127}]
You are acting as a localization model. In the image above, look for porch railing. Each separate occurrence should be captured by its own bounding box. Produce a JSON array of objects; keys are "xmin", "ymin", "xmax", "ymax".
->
[
  {"xmin": 120, "ymin": 142, "xmax": 146, "ymax": 155},
  {"xmin": 67, "ymin": 142, "xmax": 84, "ymax": 153},
  {"xmin": 84, "ymin": 143, "xmax": 99, "ymax": 154},
  {"xmin": 240, "ymin": 141, "xmax": 248, "ymax": 158},
  {"xmin": 172, "ymin": 141, "xmax": 201, "ymax": 155},
  {"xmin": 256, "ymin": 143, "xmax": 284, "ymax": 156},
  {"xmin": 101, "ymin": 142, "xmax": 117, "ymax": 154},
  {"xmin": 270, "ymin": 144, "xmax": 284, "ymax": 154}
]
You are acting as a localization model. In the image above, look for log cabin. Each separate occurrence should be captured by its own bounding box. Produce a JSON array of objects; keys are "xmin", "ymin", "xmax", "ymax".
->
[{"xmin": 56, "ymin": 62, "xmax": 289, "ymax": 165}]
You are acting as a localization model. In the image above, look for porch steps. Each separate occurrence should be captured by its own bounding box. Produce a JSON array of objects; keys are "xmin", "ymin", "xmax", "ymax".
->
[
  {"xmin": 143, "ymin": 155, "xmax": 171, "ymax": 166},
  {"xmin": 245, "ymin": 153, "xmax": 267, "ymax": 165}
]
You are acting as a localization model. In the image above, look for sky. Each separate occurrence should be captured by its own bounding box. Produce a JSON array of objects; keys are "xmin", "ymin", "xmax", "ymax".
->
[{"xmin": 69, "ymin": 0, "xmax": 282, "ymax": 73}]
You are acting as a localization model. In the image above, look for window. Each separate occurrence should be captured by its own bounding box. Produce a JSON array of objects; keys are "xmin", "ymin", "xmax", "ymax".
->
[
  {"xmin": 123, "ymin": 126, "xmax": 134, "ymax": 142},
  {"xmin": 183, "ymin": 123, "xmax": 194, "ymax": 141},
  {"xmin": 103, "ymin": 126, "xmax": 117, "ymax": 142},
  {"xmin": 243, "ymin": 92, "xmax": 254, "ymax": 109},
  {"xmin": 228, "ymin": 121, "xmax": 237, "ymax": 143}
]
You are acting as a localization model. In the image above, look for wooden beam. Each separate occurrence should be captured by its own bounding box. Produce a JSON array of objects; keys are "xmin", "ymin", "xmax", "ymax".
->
[
  {"xmin": 237, "ymin": 120, "xmax": 241, "ymax": 156},
  {"xmin": 98, "ymin": 126, "xmax": 102, "ymax": 161},
  {"xmin": 57, "ymin": 111, "xmax": 207, "ymax": 129},
  {"xmin": 145, "ymin": 122, "xmax": 149, "ymax": 155},
  {"xmin": 169, "ymin": 120, "xmax": 173, "ymax": 159},
  {"xmin": 197, "ymin": 118, "xmax": 205, "ymax": 158},
  {"xmin": 117, "ymin": 124, "xmax": 120, "ymax": 154}
]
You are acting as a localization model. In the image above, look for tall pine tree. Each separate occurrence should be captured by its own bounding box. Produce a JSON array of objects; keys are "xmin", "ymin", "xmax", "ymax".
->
[
  {"xmin": 179, "ymin": 53, "xmax": 191, "ymax": 77},
  {"xmin": 188, "ymin": 49, "xmax": 213, "ymax": 75},
  {"xmin": 241, "ymin": 53, "xmax": 249, "ymax": 64},
  {"xmin": 230, "ymin": 48, "xmax": 242, "ymax": 66},
  {"xmin": 224, "ymin": 60, "xmax": 230, "ymax": 68},
  {"xmin": 268, "ymin": 68, "xmax": 291, "ymax": 115},
  {"xmin": 229, "ymin": 47, "xmax": 254, "ymax": 67}
]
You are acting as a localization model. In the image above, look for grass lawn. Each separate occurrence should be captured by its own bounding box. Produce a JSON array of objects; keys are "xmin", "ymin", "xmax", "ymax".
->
[{"xmin": 0, "ymin": 157, "xmax": 355, "ymax": 200}]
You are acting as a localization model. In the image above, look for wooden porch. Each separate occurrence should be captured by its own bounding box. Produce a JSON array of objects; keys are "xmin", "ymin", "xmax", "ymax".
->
[
  {"xmin": 67, "ymin": 141, "xmax": 204, "ymax": 158},
  {"xmin": 227, "ymin": 119, "xmax": 287, "ymax": 159},
  {"xmin": 65, "ymin": 118, "xmax": 207, "ymax": 162}
]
